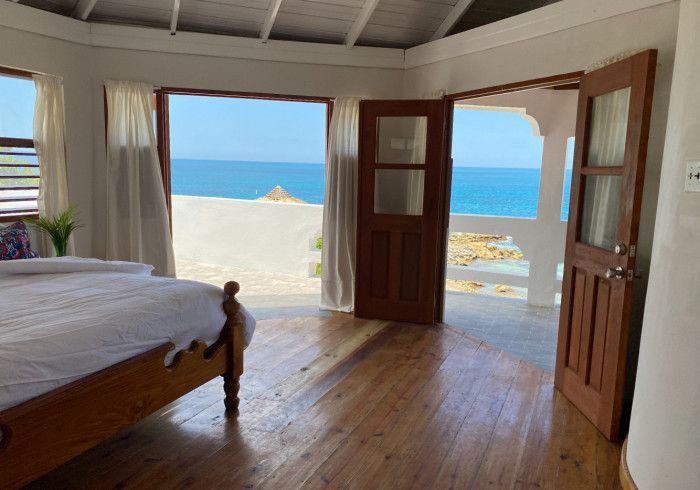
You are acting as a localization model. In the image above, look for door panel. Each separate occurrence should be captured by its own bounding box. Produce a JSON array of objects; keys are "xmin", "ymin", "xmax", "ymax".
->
[
  {"xmin": 555, "ymin": 50, "xmax": 657, "ymax": 441},
  {"xmin": 355, "ymin": 100, "xmax": 447, "ymax": 324}
]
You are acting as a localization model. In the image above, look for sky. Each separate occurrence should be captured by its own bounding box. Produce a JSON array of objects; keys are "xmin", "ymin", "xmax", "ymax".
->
[
  {"xmin": 169, "ymin": 95, "xmax": 328, "ymax": 163},
  {"xmin": 0, "ymin": 76, "xmax": 573, "ymax": 169},
  {"xmin": 0, "ymin": 76, "xmax": 35, "ymax": 139}
]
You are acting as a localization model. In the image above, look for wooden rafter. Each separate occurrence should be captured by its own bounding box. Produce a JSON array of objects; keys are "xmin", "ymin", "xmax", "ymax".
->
[
  {"xmin": 71, "ymin": 0, "xmax": 99, "ymax": 20},
  {"xmin": 345, "ymin": 0, "xmax": 381, "ymax": 48},
  {"xmin": 170, "ymin": 0, "xmax": 181, "ymax": 35},
  {"xmin": 260, "ymin": 0, "xmax": 284, "ymax": 42},
  {"xmin": 431, "ymin": 0, "xmax": 477, "ymax": 41}
]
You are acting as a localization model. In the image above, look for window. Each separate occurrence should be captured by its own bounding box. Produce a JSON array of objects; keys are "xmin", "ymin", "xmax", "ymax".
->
[{"xmin": 0, "ymin": 69, "xmax": 38, "ymax": 221}]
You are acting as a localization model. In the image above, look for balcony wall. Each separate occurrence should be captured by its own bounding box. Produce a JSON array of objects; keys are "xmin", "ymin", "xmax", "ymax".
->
[
  {"xmin": 172, "ymin": 195, "xmax": 322, "ymax": 277},
  {"xmin": 172, "ymin": 195, "xmax": 565, "ymax": 306}
]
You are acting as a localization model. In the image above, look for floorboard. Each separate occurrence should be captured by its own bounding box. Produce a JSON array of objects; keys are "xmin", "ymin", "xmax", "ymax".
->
[{"xmin": 31, "ymin": 314, "xmax": 622, "ymax": 489}]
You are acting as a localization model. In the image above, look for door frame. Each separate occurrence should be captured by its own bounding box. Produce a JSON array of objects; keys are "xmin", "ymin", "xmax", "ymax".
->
[
  {"xmin": 153, "ymin": 87, "xmax": 333, "ymax": 225},
  {"xmin": 436, "ymin": 71, "xmax": 585, "ymax": 323}
]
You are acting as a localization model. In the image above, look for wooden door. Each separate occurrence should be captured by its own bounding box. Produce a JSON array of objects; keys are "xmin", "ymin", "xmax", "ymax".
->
[
  {"xmin": 355, "ymin": 100, "xmax": 448, "ymax": 324},
  {"xmin": 555, "ymin": 50, "xmax": 657, "ymax": 441}
]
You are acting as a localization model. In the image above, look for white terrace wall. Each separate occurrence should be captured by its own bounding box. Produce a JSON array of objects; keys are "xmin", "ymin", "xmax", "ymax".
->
[{"xmin": 172, "ymin": 196, "xmax": 323, "ymax": 277}]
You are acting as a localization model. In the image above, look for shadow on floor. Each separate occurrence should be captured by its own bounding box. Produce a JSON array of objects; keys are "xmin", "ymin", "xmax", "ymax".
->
[
  {"xmin": 240, "ymin": 294, "xmax": 330, "ymax": 321},
  {"xmin": 240, "ymin": 290, "xmax": 559, "ymax": 372},
  {"xmin": 444, "ymin": 290, "xmax": 559, "ymax": 372}
]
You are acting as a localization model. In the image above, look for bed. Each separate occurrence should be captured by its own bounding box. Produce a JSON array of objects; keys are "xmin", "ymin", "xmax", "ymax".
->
[{"xmin": 0, "ymin": 257, "xmax": 255, "ymax": 487}]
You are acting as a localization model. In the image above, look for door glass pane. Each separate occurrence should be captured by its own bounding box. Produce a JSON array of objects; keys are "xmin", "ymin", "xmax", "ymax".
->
[
  {"xmin": 374, "ymin": 169, "xmax": 424, "ymax": 215},
  {"xmin": 376, "ymin": 116, "xmax": 427, "ymax": 164},
  {"xmin": 580, "ymin": 175, "xmax": 622, "ymax": 250},
  {"xmin": 587, "ymin": 87, "xmax": 631, "ymax": 167}
]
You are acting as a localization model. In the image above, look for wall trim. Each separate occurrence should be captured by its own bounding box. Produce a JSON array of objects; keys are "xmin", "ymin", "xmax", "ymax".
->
[
  {"xmin": 620, "ymin": 439, "xmax": 639, "ymax": 490},
  {"xmin": 0, "ymin": 0, "xmax": 675, "ymax": 70},
  {"xmin": 404, "ymin": 0, "xmax": 676, "ymax": 68}
]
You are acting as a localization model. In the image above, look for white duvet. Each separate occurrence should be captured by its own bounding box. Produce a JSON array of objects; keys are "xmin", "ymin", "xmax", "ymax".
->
[{"xmin": 0, "ymin": 257, "xmax": 255, "ymax": 411}]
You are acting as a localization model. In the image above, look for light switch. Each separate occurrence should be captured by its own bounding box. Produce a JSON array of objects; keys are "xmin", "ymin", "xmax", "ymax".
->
[{"xmin": 685, "ymin": 161, "xmax": 700, "ymax": 192}]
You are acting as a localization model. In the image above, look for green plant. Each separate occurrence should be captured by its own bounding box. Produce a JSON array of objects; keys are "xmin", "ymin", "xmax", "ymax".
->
[
  {"xmin": 25, "ymin": 207, "xmax": 82, "ymax": 257},
  {"xmin": 315, "ymin": 237, "xmax": 323, "ymax": 250}
]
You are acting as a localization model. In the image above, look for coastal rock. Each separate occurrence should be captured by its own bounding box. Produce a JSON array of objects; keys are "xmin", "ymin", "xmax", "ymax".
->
[{"xmin": 447, "ymin": 233, "xmax": 524, "ymax": 266}]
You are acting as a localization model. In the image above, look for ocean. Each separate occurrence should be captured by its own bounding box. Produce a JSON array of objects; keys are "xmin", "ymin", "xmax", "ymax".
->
[{"xmin": 172, "ymin": 159, "xmax": 572, "ymax": 220}]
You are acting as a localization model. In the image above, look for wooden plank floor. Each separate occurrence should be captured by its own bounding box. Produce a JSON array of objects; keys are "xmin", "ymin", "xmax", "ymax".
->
[{"xmin": 32, "ymin": 315, "xmax": 622, "ymax": 489}]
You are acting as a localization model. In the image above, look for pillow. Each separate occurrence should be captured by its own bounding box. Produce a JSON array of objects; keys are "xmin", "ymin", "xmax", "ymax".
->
[{"xmin": 0, "ymin": 222, "xmax": 39, "ymax": 260}]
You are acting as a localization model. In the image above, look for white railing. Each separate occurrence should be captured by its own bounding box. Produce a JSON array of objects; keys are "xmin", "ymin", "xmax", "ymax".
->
[
  {"xmin": 172, "ymin": 196, "xmax": 565, "ymax": 307},
  {"xmin": 447, "ymin": 214, "xmax": 566, "ymax": 307}
]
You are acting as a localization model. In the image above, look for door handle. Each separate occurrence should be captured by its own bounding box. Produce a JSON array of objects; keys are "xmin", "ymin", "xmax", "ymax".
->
[{"xmin": 605, "ymin": 266, "xmax": 625, "ymax": 280}]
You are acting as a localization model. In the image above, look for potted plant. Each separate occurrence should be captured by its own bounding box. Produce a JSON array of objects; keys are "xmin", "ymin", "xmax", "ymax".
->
[{"xmin": 25, "ymin": 207, "xmax": 82, "ymax": 257}]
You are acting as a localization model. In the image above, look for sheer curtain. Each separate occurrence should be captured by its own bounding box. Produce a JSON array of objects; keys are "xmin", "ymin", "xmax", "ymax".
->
[
  {"xmin": 105, "ymin": 80, "xmax": 175, "ymax": 277},
  {"xmin": 320, "ymin": 97, "xmax": 360, "ymax": 312},
  {"xmin": 32, "ymin": 74, "xmax": 74, "ymax": 256},
  {"xmin": 406, "ymin": 89, "xmax": 445, "ymax": 214}
]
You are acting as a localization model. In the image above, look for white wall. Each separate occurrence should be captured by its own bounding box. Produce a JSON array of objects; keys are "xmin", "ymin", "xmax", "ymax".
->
[
  {"xmin": 0, "ymin": 27, "xmax": 94, "ymax": 256},
  {"xmin": 87, "ymin": 48, "xmax": 403, "ymax": 258},
  {"xmin": 626, "ymin": 1, "xmax": 700, "ymax": 488},
  {"xmin": 172, "ymin": 196, "xmax": 323, "ymax": 277}
]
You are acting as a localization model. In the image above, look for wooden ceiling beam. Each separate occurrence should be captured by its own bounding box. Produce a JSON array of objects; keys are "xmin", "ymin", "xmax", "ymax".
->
[
  {"xmin": 260, "ymin": 0, "xmax": 284, "ymax": 42},
  {"xmin": 71, "ymin": 0, "xmax": 99, "ymax": 21},
  {"xmin": 431, "ymin": 0, "xmax": 476, "ymax": 41},
  {"xmin": 170, "ymin": 0, "xmax": 181, "ymax": 35},
  {"xmin": 345, "ymin": 0, "xmax": 381, "ymax": 48}
]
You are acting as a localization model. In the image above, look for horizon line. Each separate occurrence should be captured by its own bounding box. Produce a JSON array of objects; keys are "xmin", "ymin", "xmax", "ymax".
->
[{"xmin": 171, "ymin": 157, "xmax": 564, "ymax": 170}]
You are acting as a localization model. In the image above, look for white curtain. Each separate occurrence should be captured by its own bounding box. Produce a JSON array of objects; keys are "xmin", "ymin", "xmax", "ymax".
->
[
  {"xmin": 105, "ymin": 80, "xmax": 175, "ymax": 277},
  {"xmin": 33, "ymin": 74, "xmax": 74, "ymax": 256},
  {"xmin": 587, "ymin": 87, "xmax": 631, "ymax": 167},
  {"xmin": 320, "ymin": 97, "xmax": 360, "ymax": 312},
  {"xmin": 406, "ymin": 89, "xmax": 445, "ymax": 214}
]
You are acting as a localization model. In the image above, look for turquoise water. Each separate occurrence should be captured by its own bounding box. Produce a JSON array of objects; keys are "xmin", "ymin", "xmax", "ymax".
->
[{"xmin": 171, "ymin": 159, "xmax": 572, "ymax": 220}]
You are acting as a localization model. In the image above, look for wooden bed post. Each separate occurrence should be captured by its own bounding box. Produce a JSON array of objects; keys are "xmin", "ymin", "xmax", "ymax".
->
[{"xmin": 222, "ymin": 281, "xmax": 244, "ymax": 415}]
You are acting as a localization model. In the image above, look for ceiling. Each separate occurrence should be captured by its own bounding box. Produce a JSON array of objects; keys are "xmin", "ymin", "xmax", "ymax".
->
[{"xmin": 12, "ymin": 0, "xmax": 562, "ymax": 49}]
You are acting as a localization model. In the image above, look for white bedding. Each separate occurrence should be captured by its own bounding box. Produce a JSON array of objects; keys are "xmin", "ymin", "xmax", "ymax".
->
[{"xmin": 0, "ymin": 258, "xmax": 255, "ymax": 411}]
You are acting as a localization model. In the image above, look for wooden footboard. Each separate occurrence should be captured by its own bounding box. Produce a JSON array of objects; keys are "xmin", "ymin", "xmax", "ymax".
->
[{"xmin": 0, "ymin": 281, "xmax": 245, "ymax": 488}]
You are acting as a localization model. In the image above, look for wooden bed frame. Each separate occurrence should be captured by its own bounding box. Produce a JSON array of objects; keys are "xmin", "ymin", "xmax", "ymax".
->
[{"xmin": 0, "ymin": 281, "xmax": 245, "ymax": 488}]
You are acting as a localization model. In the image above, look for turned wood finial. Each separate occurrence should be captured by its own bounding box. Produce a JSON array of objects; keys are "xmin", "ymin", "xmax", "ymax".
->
[{"xmin": 223, "ymin": 281, "xmax": 241, "ymax": 317}]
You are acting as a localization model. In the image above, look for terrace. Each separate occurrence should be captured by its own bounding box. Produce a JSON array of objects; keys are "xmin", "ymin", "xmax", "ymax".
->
[
  {"xmin": 174, "ymin": 86, "xmax": 574, "ymax": 373},
  {"xmin": 174, "ymin": 194, "xmax": 562, "ymax": 372}
]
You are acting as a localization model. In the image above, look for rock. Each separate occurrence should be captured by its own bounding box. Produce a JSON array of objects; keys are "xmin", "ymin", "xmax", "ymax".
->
[{"xmin": 447, "ymin": 233, "xmax": 524, "ymax": 266}]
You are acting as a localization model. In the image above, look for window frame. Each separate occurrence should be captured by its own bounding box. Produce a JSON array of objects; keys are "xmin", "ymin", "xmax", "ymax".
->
[
  {"xmin": 0, "ymin": 66, "xmax": 39, "ymax": 223},
  {"xmin": 152, "ymin": 87, "xmax": 333, "ymax": 226}
]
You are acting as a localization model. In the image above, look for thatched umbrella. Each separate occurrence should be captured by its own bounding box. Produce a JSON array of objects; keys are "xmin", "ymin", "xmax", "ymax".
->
[{"xmin": 256, "ymin": 185, "xmax": 307, "ymax": 203}]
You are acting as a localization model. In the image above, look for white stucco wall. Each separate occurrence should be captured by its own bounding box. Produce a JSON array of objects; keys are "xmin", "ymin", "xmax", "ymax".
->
[
  {"xmin": 626, "ymin": 1, "xmax": 700, "ymax": 488},
  {"xmin": 172, "ymin": 196, "xmax": 323, "ymax": 277}
]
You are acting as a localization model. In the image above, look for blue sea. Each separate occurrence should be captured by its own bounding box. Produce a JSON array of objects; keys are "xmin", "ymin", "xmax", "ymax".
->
[{"xmin": 172, "ymin": 159, "xmax": 572, "ymax": 220}]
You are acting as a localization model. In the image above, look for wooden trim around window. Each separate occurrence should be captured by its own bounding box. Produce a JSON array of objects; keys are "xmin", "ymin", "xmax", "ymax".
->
[
  {"xmin": 447, "ymin": 71, "xmax": 584, "ymax": 100},
  {"xmin": 158, "ymin": 87, "xmax": 332, "ymax": 104},
  {"xmin": 0, "ymin": 66, "xmax": 35, "ymax": 80},
  {"xmin": 155, "ymin": 89, "xmax": 172, "ymax": 227}
]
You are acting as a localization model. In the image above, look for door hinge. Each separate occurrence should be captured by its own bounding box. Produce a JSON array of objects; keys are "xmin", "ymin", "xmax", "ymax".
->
[
  {"xmin": 629, "ymin": 244, "xmax": 636, "ymax": 257},
  {"xmin": 627, "ymin": 269, "xmax": 634, "ymax": 281}
]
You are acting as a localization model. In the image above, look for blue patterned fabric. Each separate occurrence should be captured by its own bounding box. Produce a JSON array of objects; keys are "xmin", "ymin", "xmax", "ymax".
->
[{"xmin": 0, "ymin": 222, "xmax": 39, "ymax": 260}]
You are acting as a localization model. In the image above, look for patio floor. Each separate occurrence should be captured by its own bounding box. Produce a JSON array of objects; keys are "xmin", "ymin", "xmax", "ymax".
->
[{"xmin": 177, "ymin": 260, "xmax": 559, "ymax": 372}]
